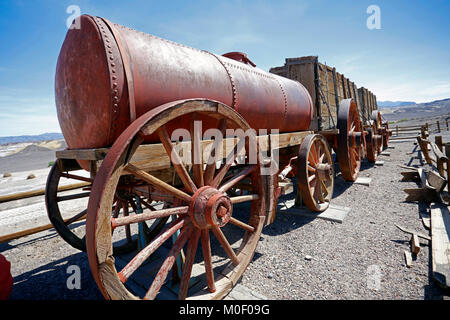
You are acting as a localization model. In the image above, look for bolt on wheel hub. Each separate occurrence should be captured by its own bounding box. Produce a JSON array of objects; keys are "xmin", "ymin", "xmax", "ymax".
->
[{"xmin": 189, "ymin": 186, "xmax": 233, "ymax": 229}]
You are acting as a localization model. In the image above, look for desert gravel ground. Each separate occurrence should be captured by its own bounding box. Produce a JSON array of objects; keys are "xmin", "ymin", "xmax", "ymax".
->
[{"xmin": 1, "ymin": 131, "xmax": 450, "ymax": 300}]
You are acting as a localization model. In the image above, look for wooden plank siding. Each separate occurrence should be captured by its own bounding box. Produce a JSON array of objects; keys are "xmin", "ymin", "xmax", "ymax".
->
[
  {"xmin": 269, "ymin": 56, "xmax": 375, "ymax": 131},
  {"xmin": 357, "ymin": 87, "xmax": 378, "ymax": 122}
]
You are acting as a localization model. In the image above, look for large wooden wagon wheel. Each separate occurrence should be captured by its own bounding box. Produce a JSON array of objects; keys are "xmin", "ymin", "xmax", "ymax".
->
[
  {"xmin": 297, "ymin": 134, "xmax": 334, "ymax": 212},
  {"xmin": 45, "ymin": 163, "xmax": 90, "ymax": 251},
  {"xmin": 86, "ymin": 99, "xmax": 266, "ymax": 300},
  {"xmin": 381, "ymin": 120, "xmax": 391, "ymax": 149},
  {"xmin": 371, "ymin": 110, "xmax": 384, "ymax": 154},
  {"xmin": 45, "ymin": 163, "xmax": 156, "ymax": 254},
  {"xmin": 365, "ymin": 120, "xmax": 378, "ymax": 163},
  {"xmin": 336, "ymin": 99, "xmax": 365, "ymax": 181}
]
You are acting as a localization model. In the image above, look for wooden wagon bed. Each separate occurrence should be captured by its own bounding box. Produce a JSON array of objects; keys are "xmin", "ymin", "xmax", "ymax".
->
[{"xmin": 270, "ymin": 56, "xmax": 378, "ymax": 131}]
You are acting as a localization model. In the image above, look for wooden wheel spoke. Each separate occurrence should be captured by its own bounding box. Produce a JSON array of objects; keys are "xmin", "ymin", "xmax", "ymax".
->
[
  {"xmin": 350, "ymin": 148, "xmax": 359, "ymax": 169},
  {"xmin": 121, "ymin": 201, "xmax": 132, "ymax": 242},
  {"xmin": 349, "ymin": 148, "xmax": 356, "ymax": 162},
  {"xmin": 178, "ymin": 229, "xmax": 201, "ymax": 299},
  {"xmin": 315, "ymin": 143, "xmax": 322, "ymax": 164},
  {"xmin": 308, "ymin": 156, "xmax": 316, "ymax": 167},
  {"xmin": 319, "ymin": 151, "xmax": 326, "ymax": 163},
  {"xmin": 204, "ymin": 119, "xmax": 227, "ymax": 186},
  {"xmin": 59, "ymin": 172, "xmax": 93, "ymax": 183},
  {"xmin": 117, "ymin": 216, "xmax": 187, "ymax": 283},
  {"xmin": 230, "ymin": 194, "xmax": 259, "ymax": 204},
  {"xmin": 200, "ymin": 229, "xmax": 216, "ymax": 293},
  {"xmin": 57, "ymin": 192, "xmax": 90, "ymax": 202},
  {"xmin": 307, "ymin": 164, "xmax": 316, "ymax": 173},
  {"xmin": 112, "ymin": 202, "xmax": 121, "ymax": 218},
  {"xmin": 308, "ymin": 174, "xmax": 316, "ymax": 184},
  {"xmin": 157, "ymin": 125, "xmax": 197, "ymax": 194},
  {"xmin": 309, "ymin": 144, "xmax": 318, "ymax": 165},
  {"xmin": 313, "ymin": 181, "xmax": 324, "ymax": 203},
  {"xmin": 64, "ymin": 209, "xmax": 87, "ymax": 226},
  {"xmin": 308, "ymin": 144, "xmax": 318, "ymax": 166},
  {"xmin": 139, "ymin": 197, "xmax": 156, "ymax": 211},
  {"xmin": 125, "ymin": 163, "xmax": 192, "ymax": 203},
  {"xmin": 112, "ymin": 206, "xmax": 189, "ymax": 229},
  {"xmin": 309, "ymin": 180, "xmax": 316, "ymax": 195},
  {"xmin": 190, "ymin": 114, "xmax": 204, "ymax": 187},
  {"xmin": 211, "ymin": 137, "xmax": 246, "ymax": 188},
  {"xmin": 229, "ymin": 217, "xmax": 255, "ymax": 233},
  {"xmin": 211, "ymin": 226, "xmax": 239, "ymax": 265},
  {"xmin": 349, "ymin": 122, "xmax": 356, "ymax": 134},
  {"xmin": 320, "ymin": 179, "xmax": 329, "ymax": 197},
  {"xmin": 219, "ymin": 165, "xmax": 257, "ymax": 193},
  {"xmin": 144, "ymin": 224, "xmax": 194, "ymax": 300}
]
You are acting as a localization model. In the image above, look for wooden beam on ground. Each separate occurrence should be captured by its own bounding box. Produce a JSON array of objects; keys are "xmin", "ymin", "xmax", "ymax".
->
[
  {"xmin": 419, "ymin": 209, "xmax": 431, "ymax": 230},
  {"xmin": 0, "ymin": 213, "xmax": 87, "ymax": 243},
  {"xmin": 0, "ymin": 182, "xmax": 90, "ymax": 203},
  {"xmin": 404, "ymin": 250, "xmax": 413, "ymax": 268},
  {"xmin": 354, "ymin": 177, "xmax": 371, "ymax": 186},
  {"xmin": 418, "ymin": 168, "xmax": 433, "ymax": 190},
  {"xmin": 430, "ymin": 206, "xmax": 450, "ymax": 288},
  {"xmin": 399, "ymin": 165, "xmax": 418, "ymax": 170},
  {"xmin": 390, "ymin": 136, "xmax": 419, "ymax": 141},
  {"xmin": 402, "ymin": 168, "xmax": 441, "ymax": 202},
  {"xmin": 278, "ymin": 200, "xmax": 351, "ymax": 224},
  {"xmin": 427, "ymin": 170, "xmax": 446, "ymax": 192},
  {"xmin": 395, "ymin": 224, "xmax": 431, "ymax": 241},
  {"xmin": 411, "ymin": 234, "xmax": 421, "ymax": 254}
]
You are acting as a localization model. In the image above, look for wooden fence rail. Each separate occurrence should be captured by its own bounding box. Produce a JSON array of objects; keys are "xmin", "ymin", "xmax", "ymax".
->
[{"xmin": 391, "ymin": 120, "xmax": 448, "ymax": 140}]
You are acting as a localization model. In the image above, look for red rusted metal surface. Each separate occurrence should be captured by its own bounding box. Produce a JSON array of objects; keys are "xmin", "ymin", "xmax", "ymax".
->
[
  {"xmin": 55, "ymin": 15, "xmax": 313, "ymax": 153},
  {"xmin": 0, "ymin": 254, "xmax": 13, "ymax": 300}
]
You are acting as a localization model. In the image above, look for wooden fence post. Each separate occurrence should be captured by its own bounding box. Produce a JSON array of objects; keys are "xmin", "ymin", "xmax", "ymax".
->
[
  {"xmin": 418, "ymin": 136, "xmax": 432, "ymax": 165},
  {"xmin": 446, "ymin": 120, "xmax": 448, "ymax": 131},
  {"xmin": 436, "ymin": 136, "xmax": 445, "ymax": 177},
  {"xmin": 396, "ymin": 125, "xmax": 399, "ymax": 137},
  {"xmin": 421, "ymin": 125, "xmax": 427, "ymax": 139},
  {"xmin": 436, "ymin": 136, "xmax": 443, "ymax": 152},
  {"xmin": 437, "ymin": 120, "xmax": 441, "ymax": 133},
  {"xmin": 446, "ymin": 143, "xmax": 450, "ymax": 182}
]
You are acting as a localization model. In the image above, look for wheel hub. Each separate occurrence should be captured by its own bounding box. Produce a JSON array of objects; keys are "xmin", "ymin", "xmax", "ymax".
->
[
  {"xmin": 316, "ymin": 163, "xmax": 332, "ymax": 181},
  {"xmin": 189, "ymin": 186, "xmax": 233, "ymax": 229}
]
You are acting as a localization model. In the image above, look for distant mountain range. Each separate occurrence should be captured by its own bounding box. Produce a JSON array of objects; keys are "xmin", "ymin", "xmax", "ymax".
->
[
  {"xmin": 381, "ymin": 98, "xmax": 450, "ymax": 122},
  {"xmin": 0, "ymin": 132, "xmax": 64, "ymax": 145},
  {"xmin": 0, "ymin": 98, "xmax": 449, "ymax": 144},
  {"xmin": 378, "ymin": 101, "xmax": 416, "ymax": 108}
]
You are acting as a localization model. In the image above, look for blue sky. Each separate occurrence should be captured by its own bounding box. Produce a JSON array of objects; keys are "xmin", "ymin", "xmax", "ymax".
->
[{"xmin": 0, "ymin": 0, "xmax": 449, "ymax": 136}]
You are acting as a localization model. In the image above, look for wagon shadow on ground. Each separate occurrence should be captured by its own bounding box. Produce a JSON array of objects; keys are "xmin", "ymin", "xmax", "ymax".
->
[
  {"xmin": 6, "ymin": 250, "xmax": 103, "ymax": 300},
  {"xmin": 0, "ymin": 222, "xmax": 104, "ymax": 300},
  {"xmin": 0, "ymin": 220, "xmax": 85, "ymax": 251}
]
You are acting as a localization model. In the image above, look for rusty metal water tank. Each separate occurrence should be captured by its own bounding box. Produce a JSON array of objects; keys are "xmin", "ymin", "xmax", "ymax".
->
[{"xmin": 55, "ymin": 15, "xmax": 313, "ymax": 150}]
